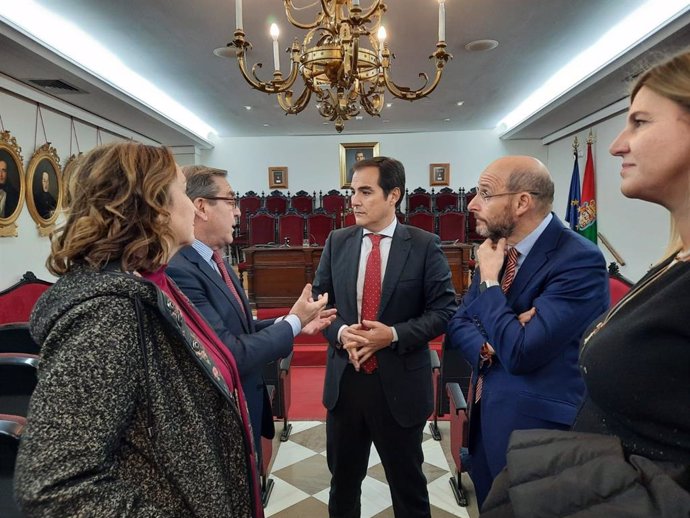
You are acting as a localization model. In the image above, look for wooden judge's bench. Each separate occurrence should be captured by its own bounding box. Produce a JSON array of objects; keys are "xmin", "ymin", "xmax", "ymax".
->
[{"xmin": 242, "ymin": 243, "xmax": 473, "ymax": 308}]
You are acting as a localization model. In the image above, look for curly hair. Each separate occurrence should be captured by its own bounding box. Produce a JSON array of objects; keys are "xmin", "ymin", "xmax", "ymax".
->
[{"xmin": 48, "ymin": 142, "xmax": 178, "ymax": 275}]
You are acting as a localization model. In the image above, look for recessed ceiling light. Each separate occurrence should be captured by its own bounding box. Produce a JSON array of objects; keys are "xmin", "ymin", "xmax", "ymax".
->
[
  {"xmin": 465, "ymin": 39, "xmax": 499, "ymax": 52},
  {"xmin": 322, "ymin": 122, "xmax": 329, "ymax": 125},
  {"xmin": 382, "ymin": 119, "xmax": 390, "ymax": 123},
  {"xmin": 386, "ymin": 102, "xmax": 393, "ymax": 108},
  {"xmin": 263, "ymin": 123, "xmax": 270, "ymax": 127},
  {"xmin": 355, "ymin": 115, "xmax": 364, "ymax": 120},
  {"xmin": 443, "ymin": 118, "xmax": 451, "ymax": 122},
  {"xmin": 244, "ymin": 105, "xmax": 252, "ymax": 111},
  {"xmin": 456, "ymin": 101, "xmax": 464, "ymax": 106}
]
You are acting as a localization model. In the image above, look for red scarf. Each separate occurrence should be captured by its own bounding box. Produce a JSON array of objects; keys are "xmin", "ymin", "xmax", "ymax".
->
[{"xmin": 142, "ymin": 267, "xmax": 263, "ymax": 518}]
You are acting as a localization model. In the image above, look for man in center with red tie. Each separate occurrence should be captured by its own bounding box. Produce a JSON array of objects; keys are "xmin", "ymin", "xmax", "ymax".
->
[
  {"xmin": 313, "ymin": 157, "xmax": 457, "ymax": 518},
  {"xmin": 446, "ymin": 156, "xmax": 609, "ymax": 509}
]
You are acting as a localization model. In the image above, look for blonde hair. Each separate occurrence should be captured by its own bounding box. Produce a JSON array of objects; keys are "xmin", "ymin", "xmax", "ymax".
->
[
  {"xmin": 48, "ymin": 142, "xmax": 178, "ymax": 275},
  {"xmin": 632, "ymin": 50, "xmax": 690, "ymax": 258}
]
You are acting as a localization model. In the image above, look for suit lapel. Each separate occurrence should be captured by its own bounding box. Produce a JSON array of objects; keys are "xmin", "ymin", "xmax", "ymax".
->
[
  {"xmin": 343, "ymin": 228, "xmax": 363, "ymax": 322},
  {"xmin": 379, "ymin": 224, "xmax": 411, "ymax": 316},
  {"xmin": 181, "ymin": 247, "xmax": 251, "ymax": 332},
  {"xmin": 506, "ymin": 215, "xmax": 562, "ymax": 302}
]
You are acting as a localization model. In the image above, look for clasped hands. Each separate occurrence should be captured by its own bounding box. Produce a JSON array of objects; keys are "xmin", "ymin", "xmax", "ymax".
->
[
  {"xmin": 289, "ymin": 283, "xmax": 337, "ymax": 335},
  {"xmin": 341, "ymin": 321, "xmax": 393, "ymax": 371}
]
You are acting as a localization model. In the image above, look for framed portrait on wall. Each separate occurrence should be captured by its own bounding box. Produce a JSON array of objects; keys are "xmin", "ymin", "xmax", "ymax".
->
[
  {"xmin": 429, "ymin": 163, "xmax": 450, "ymax": 186},
  {"xmin": 269, "ymin": 166, "xmax": 288, "ymax": 189},
  {"xmin": 339, "ymin": 142, "xmax": 380, "ymax": 188},
  {"xmin": 0, "ymin": 130, "xmax": 26, "ymax": 237},
  {"xmin": 26, "ymin": 143, "xmax": 63, "ymax": 235},
  {"xmin": 61, "ymin": 152, "xmax": 83, "ymax": 207}
]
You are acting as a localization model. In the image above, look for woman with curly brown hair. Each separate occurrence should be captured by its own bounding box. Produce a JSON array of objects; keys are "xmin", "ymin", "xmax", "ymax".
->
[{"xmin": 12, "ymin": 142, "xmax": 301, "ymax": 517}]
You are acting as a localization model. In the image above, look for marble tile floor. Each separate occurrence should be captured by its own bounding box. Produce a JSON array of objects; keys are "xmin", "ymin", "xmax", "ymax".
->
[{"xmin": 264, "ymin": 420, "xmax": 479, "ymax": 518}]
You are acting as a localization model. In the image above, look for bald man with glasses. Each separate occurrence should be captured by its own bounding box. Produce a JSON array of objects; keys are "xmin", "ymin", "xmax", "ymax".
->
[{"xmin": 447, "ymin": 156, "xmax": 609, "ymax": 508}]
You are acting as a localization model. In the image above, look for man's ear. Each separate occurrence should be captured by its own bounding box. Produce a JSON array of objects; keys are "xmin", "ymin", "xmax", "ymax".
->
[
  {"xmin": 514, "ymin": 192, "xmax": 532, "ymax": 216},
  {"xmin": 193, "ymin": 198, "xmax": 209, "ymax": 221},
  {"xmin": 389, "ymin": 187, "xmax": 401, "ymax": 207}
]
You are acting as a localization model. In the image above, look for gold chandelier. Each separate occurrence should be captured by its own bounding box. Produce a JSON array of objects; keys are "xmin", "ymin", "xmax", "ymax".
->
[{"xmin": 217, "ymin": 0, "xmax": 452, "ymax": 133}]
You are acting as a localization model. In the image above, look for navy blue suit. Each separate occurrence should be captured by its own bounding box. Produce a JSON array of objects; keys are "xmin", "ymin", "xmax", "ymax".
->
[
  {"xmin": 447, "ymin": 215, "xmax": 608, "ymax": 506},
  {"xmin": 168, "ymin": 246, "xmax": 294, "ymax": 449}
]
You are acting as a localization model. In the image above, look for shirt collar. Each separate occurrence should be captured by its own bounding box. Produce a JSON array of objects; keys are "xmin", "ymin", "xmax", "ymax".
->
[
  {"xmin": 192, "ymin": 239, "xmax": 215, "ymax": 265},
  {"xmin": 513, "ymin": 212, "xmax": 552, "ymax": 258},
  {"xmin": 362, "ymin": 216, "xmax": 397, "ymax": 239}
]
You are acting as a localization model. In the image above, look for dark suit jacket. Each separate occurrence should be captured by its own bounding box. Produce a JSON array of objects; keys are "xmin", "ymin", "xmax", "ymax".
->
[
  {"xmin": 168, "ymin": 246, "xmax": 294, "ymax": 442},
  {"xmin": 312, "ymin": 223, "xmax": 457, "ymax": 428},
  {"xmin": 447, "ymin": 214, "xmax": 609, "ymax": 476}
]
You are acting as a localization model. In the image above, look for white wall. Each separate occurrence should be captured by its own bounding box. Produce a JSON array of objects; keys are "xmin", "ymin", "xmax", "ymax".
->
[
  {"xmin": 201, "ymin": 129, "xmax": 547, "ymax": 196},
  {"xmin": 0, "ymin": 85, "xmax": 154, "ymax": 290},
  {"xmin": 545, "ymin": 112, "xmax": 668, "ymax": 282}
]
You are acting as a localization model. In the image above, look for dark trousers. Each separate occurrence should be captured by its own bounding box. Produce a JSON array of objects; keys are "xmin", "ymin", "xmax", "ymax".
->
[{"xmin": 326, "ymin": 365, "xmax": 430, "ymax": 518}]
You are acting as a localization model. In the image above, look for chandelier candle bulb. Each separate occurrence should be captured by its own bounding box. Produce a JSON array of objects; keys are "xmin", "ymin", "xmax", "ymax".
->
[
  {"xmin": 352, "ymin": 0, "xmax": 360, "ymax": 6},
  {"xmin": 235, "ymin": 0, "xmax": 242, "ymax": 30},
  {"xmin": 377, "ymin": 26, "xmax": 387, "ymax": 59},
  {"xmin": 438, "ymin": 0, "xmax": 446, "ymax": 42},
  {"xmin": 270, "ymin": 23, "xmax": 280, "ymax": 71}
]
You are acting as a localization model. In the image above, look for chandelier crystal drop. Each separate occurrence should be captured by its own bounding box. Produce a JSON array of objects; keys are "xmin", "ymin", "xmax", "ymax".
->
[{"xmin": 218, "ymin": 0, "xmax": 452, "ymax": 133}]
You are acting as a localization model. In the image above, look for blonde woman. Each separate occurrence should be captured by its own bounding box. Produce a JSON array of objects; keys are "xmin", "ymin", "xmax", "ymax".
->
[{"xmin": 481, "ymin": 51, "xmax": 690, "ymax": 517}]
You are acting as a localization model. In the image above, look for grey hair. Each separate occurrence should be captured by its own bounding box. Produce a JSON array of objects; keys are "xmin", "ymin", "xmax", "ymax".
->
[
  {"xmin": 506, "ymin": 168, "xmax": 554, "ymax": 213},
  {"xmin": 181, "ymin": 165, "xmax": 228, "ymax": 201}
]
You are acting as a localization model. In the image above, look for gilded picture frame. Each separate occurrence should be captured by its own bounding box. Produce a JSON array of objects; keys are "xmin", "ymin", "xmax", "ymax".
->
[
  {"xmin": 339, "ymin": 142, "xmax": 380, "ymax": 188},
  {"xmin": 430, "ymin": 163, "xmax": 450, "ymax": 186},
  {"xmin": 269, "ymin": 166, "xmax": 288, "ymax": 189},
  {"xmin": 26, "ymin": 143, "xmax": 63, "ymax": 235},
  {"xmin": 0, "ymin": 131, "xmax": 26, "ymax": 237}
]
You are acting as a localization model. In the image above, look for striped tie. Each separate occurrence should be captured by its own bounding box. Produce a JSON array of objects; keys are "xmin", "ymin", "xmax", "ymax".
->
[{"xmin": 475, "ymin": 247, "xmax": 521, "ymax": 403}]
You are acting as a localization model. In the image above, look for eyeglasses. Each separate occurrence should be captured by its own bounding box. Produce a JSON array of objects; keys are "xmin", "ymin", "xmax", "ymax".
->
[
  {"xmin": 475, "ymin": 189, "xmax": 541, "ymax": 202},
  {"xmin": 203, "ymin": 196, "xmax": 237, "ymax": 208}
]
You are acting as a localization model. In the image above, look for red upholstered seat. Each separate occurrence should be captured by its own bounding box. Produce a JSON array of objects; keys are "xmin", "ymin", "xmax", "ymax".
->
[
  {"xmin": 248, "ymin": 209, "xmax": 278, "ymax": 245},
  {"xmin": 265, "ymin": 190, "xmax": 289, "ymax": 215},
  {"xmin": 306, "ymin": 209, "xmax": 335, "ymax": 246},
  {"xmin": 434, "ymin": 188, "xmax": 459, "ymax": 212},
  {"xmin": 608, "ymin": 262, "xmax": 633, "ymax": 307},
  {"xmin": 0, "ymin": 272, "xmax": 52, "ymax": 325},
  {"xmin": 320, "ymin": 190, "xmax": 348, "ymax": 228},
  {"xmin": 278, "ymin": 210, "xmax": 306, "ymax": 247},
  {"xmin": 406, "ymin": 187, "xmax": 432, "ymax": 213},
  {"xmin": 406, "ymin": 207, "xmax": 435, "ymax": 233},
  {"xmin": 290, "ymin": 190, "xmax": 315, "ymax": 214},
  {"xmin": 438, "ymin": 209, "xmax": 466, "ymax": 243}
]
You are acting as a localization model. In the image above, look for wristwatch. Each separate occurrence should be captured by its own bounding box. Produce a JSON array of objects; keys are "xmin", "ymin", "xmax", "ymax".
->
[{"xmin": 479, "ymin": 280, "xmax": 500, "ymax": 293}]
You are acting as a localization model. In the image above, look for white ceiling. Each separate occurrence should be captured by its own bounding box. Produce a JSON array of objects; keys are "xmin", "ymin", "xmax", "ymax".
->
[{"xmin": 1, "ymin": 1, "xmax": 690, "ymax": 147}]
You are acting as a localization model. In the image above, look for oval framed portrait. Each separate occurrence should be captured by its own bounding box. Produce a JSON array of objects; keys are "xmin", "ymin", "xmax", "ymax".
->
[
  {"xmin": 0, "ymin": 131, "xmax": 26, "ymax": 236},
  {"xmin": 61, "ymin": 152, "xmax": 83, "ymax": 208},
  {"xmin": 26, "ymin": 143, "xmax": 62, "ymax": 231}
]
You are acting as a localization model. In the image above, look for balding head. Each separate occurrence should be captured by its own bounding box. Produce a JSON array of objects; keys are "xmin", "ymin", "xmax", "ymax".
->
[{"xmin": 483, "ymin": 156, "xmax": 554, "ymax": 215}]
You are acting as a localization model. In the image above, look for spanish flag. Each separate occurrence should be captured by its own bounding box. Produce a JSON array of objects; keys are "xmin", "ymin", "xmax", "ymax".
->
[{"xmin": 578, "ymin": 139, "xmax": 597, "ymax": 244}]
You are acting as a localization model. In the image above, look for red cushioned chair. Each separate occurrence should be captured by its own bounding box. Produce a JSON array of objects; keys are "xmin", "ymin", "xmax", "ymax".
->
[
  {"xmin": 406, "ymin": 206, "xmax": 435, "ymax": 233},
  {"xmin": 343, "ymin": 209, "xmax": 356, "ymax": 227},
  {"xmin": 248, "ymin": 209, "xmax": 278, "ymax": 245},
  {"xmin": 0, "ymin": 272, "xmax": 52, "ymax": 325},
  {"xmin": 608, "ymin": 262, "xmax": 633, "ymax": 307},
  {"xmin": 438, "ymin": 209, "xmax": 466, "ymax": 243},
  {"xmin": 264, "ymin": 190, "xmax": 289, "ymax": 215},
  {"xmin": 278, "ymin": 209, "xmax": 306, "ymax": 247},
  {"xmin": 320, "ymin": 189, "xmax": 348, "ymax": 228},
  {"xmin": 289, "ymin": 190, "xmax": 315, "ymax": 215},
  {"xmin": 262, "ymin": 353, "xmax": 293, "ymax": 442},
  {"xmin": 306, "ymin": 208, "xmax": 335, "ymax": 246},
  {"xmin": 434, "ymin": 187, "xmax": 459, "ymax": 212},
  {"xmin": 405, "ymin": 187, "xmax": 433, "ymax": 213}
]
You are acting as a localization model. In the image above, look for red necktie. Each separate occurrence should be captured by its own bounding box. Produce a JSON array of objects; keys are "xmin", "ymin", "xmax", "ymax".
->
[
  {"xmin": 475, "ymin": 247, "xmax": 521, "ymax": 403},
  {"xmin": 360, "ymin": 234, "xmax": 383, "ymax": 374},
  {"xmin": 211, "ymin": 250, "xmax": 247, "ymax": 325}
]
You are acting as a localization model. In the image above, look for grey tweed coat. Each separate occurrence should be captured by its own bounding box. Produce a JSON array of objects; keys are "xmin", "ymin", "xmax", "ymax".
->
[{"xmin": 14, "ymin": 266, "xmax": 258, "ymax": 517}]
